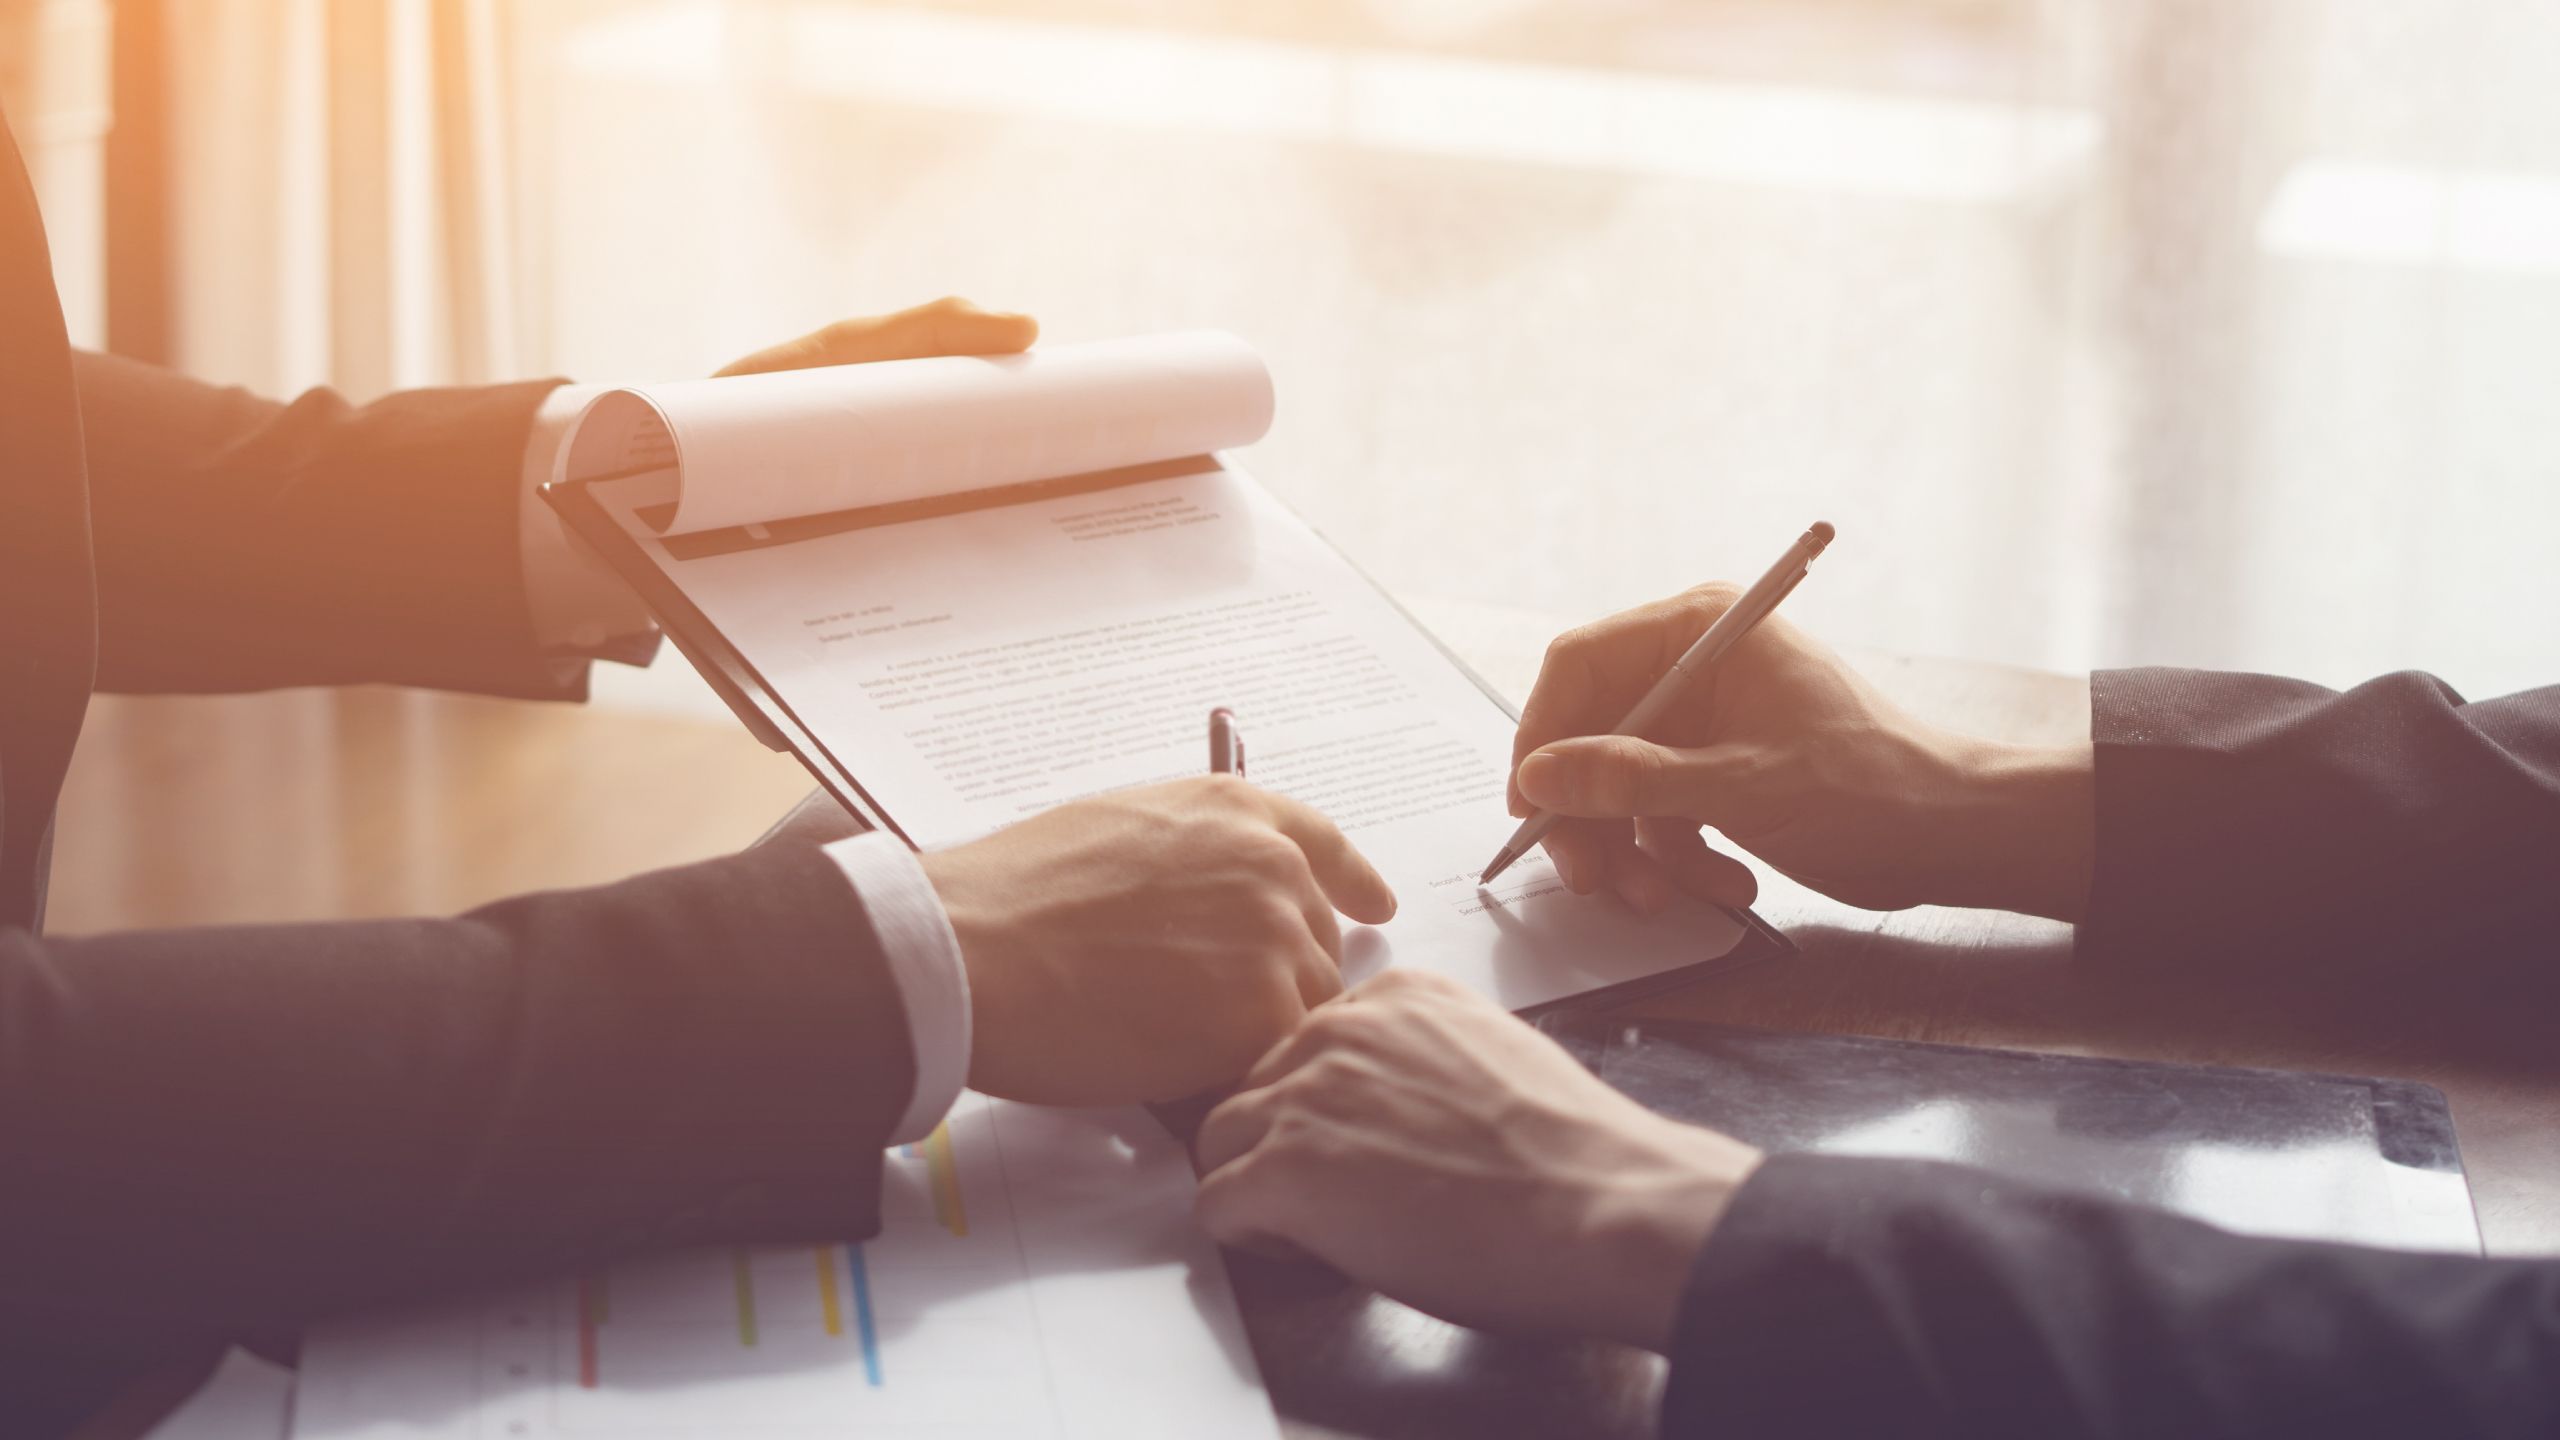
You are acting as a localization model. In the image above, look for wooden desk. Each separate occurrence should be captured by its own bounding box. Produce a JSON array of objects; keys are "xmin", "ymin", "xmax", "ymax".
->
[
  {"xmin": 48, "ymin": 686, "xmax": 818, "ymax": 930},
  {"xmin": 52, "ymin": 658, "xmax": 2559, "ymax": 1439}
]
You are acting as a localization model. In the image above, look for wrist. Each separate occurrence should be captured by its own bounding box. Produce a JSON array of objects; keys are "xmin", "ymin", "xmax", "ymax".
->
[
  {"xmin": 1923, "ymin": 734, "xmax": 2096, "ymax": 921},
  {"xmin": 1575, "ymin": 1121, "xmax": 1763, "ymax": 1353}
]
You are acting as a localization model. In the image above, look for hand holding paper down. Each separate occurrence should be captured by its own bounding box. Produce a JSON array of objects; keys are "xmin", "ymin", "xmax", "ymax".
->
[{"xmin": 920, "ymin": 775, "xmax": 1396, "ymax": 1106}]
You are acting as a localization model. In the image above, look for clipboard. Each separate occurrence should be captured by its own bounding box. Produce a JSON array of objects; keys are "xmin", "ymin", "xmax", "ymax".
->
[{"xmin": 549, "ymin": 454, "xmax": 1796, "ymax": 1011}]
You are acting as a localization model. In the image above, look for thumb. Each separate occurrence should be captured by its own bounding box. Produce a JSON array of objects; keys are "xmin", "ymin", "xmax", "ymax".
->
[
  {"xmin": 1194, "ymin": 1153, "xmax": 1296, "ymax": 1253},
  {"xmin": 1514, "ymin": 736, "xmax": 1738, "ymax": 820}
]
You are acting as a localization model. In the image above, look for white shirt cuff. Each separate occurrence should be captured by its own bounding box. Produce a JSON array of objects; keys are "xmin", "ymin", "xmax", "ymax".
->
[
  {"xmin": 821, "ymin": 831, "xmax": 972, "ymax": 1145},
  {"xmin": 517, "ymin": 382, "xmax": 658, "ymax": 652}
]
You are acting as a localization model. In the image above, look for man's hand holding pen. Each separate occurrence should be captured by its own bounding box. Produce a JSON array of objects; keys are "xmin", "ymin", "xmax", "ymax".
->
[{"xmin": 1508, "ymin": 579, "xmax": 2099, "ymax": 923}]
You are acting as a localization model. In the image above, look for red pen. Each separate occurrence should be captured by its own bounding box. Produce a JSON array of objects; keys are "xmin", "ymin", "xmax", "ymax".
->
[{"xmin": 1208, "ymin": 707, "xmax": 1245, "ymax": 777}]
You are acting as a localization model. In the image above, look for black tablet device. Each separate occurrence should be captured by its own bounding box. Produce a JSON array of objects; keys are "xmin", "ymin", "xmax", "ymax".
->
[{"xmin": 1538, "ymin": 1015, "xmax": 2480, "ymax": 1253}]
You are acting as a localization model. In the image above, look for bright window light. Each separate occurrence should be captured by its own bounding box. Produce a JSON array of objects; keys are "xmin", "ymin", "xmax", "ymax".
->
[
  {"xmin": 563, "ymin": 1, "xmax": 2100, "ymax": 203},
  {"xmin": 2260, "ymin": 159, "xmax": 2560, "ymax": 275}
]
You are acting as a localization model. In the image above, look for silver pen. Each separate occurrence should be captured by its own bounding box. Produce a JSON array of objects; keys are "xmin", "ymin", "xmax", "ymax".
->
[{"xmin": 1480, "ymin": 520, "xmax": 1836, "ymax": 885}]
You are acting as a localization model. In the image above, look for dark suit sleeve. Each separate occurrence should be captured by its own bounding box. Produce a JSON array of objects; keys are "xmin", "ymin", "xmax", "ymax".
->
[
  {"xmin": 71, "ymin": 349, "xmax": 584, "ymax": 699},
  {"xmin": 0, "ymin": 843, "xmax": 916, "ymax": 1415},
  {"xmin": 1654, "ymin": 672, "xmax": 2560, "ymax": 1436},
  {"xmin": 2079, "ymin": 669, "xmax": 2560, "ymax": 977},
  {"xmin": 1660, "ymin": 1154, "xmax": 2560, "ymax": 1439}
]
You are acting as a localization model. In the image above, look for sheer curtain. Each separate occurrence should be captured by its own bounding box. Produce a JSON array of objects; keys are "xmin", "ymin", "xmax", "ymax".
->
[
  {"xmin": 122, "ymin": 0, "xmax": 2560, "ymax": 700},
  {"xmin": 2084, "ymin": 1, "xmax": 2560, "ymax": 696},
  {"xmin": 103, "ymin": 0, "xmax": 541, "ymax": 912},
  {"xmin": 1, "ymin": 0, "xmax": 111, "ymax": 346},
  {"xmin": 493, "ymin": 0, "xmax": 2560, "ymax": 699},
  {"xmin": 154, "ymin": 0, "xmax": 524, "ymax": 400}
]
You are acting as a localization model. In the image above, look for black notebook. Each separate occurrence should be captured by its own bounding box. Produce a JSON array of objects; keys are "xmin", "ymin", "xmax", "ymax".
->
[{"xmin": 1538, "ymin": 1016, "xmax": 2480, "ymax": 1253}]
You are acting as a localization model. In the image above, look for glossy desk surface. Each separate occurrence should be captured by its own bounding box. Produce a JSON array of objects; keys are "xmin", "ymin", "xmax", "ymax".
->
[{"xmin": 51, "ymin": 655, "xmax": 2559, "ymax": 1439}]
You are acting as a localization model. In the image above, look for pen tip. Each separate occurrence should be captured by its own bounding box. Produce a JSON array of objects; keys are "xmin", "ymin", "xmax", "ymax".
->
[
  {"xmin": 1806, "ymin": 519, "xmax": 1836, "ymax": 550},
  {"xmin": 1478, "ymin": 848, "xmax": 1515, "ymax": 885}
]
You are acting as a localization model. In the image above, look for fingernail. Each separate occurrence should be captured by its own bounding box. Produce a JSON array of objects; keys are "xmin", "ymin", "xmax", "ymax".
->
[{"xmin": 1517, "ymin": 753, "xmax": 1564, "ymax": 807}]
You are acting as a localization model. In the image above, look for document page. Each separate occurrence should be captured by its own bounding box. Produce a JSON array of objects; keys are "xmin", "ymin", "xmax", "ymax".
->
[
  {"xmin": 292, "ymin": 1096, "xmax": 1276, "ymax": 1440},
  {"xmin": 631, "ymin": 463, "xmax": 1748, "ymax": 1009}
]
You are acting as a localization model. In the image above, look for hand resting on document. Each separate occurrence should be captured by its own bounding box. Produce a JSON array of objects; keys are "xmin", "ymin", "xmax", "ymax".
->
[
  {"xmin": 920, "ymin": 776, "xmax": 1398, "ymax": 1107},
  {"xmin": 1511, "ymin": 582, "xmax": 2097, "ymax": 922},
  {"xmin": 1194, "ymin": 969, "xmax": 1763, "ymax": 1351}
]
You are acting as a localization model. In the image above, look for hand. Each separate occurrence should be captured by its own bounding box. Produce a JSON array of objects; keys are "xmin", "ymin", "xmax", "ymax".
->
[
  {"xmin": 714, "ymin": 296, "xmax": 1038, "ymax": 377},
  {"xmin": 1510, "ymin": 583, "xmax": 2095, "ymax": 920},
  {"xmin": 1194, "ymin": 971, "xmax": 1761, "ymax": 1351},
  {"xmin": 919, "ymin": 776, "xmax": 1398, "ymax": 1107}
]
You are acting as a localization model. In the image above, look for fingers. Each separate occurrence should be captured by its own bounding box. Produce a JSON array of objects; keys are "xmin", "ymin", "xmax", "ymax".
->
[
  {"xmin": 1194, "ymin": 1150, "xmax": 1292, "ymax": 1251},
  {"xmin": 1286, "ymin": 932, "xmax": 1347, "ymax": 1010},
  {"xmin": 1509, "ymin": 585, "xmax": 1740, "ymax": 815},
  {"xmin": 1195, "ymin": 1088, "xmax": 1279, "ymax": 1174},
  {"xmin": 1538, "ymin": 819, "xmax": 1677, "ymax": 913},
  {"xmin": 1258, "ymin": 856, "xmax": 1347, "ymax": 1008},
  {"xmin": 1194, "ymin": 777, "xmax": 1371, "ymax": 1009},
  {"xmin": 1192, "ymin": 1061, "xmax": 1316, "ymax": 1252},
  {"xmin": 1194, "ymin": 972, "xmax": 1479, "ymax": 1247},
  {"xmin": 892, "ymin": 297, "xmax": 1040, "ymax": 360},
  {"xmin": 1216, "ymin": 976, "xmax": 1410, "ymax": 1124},
  {"xmin": 1244, "ymin": 968, "xmax": 1469, "ymax": 1086},
  {"xmin": 1221, "ymin": 999, "xmax": 1349, "ymax": 1104},
  {"xmin": 1516, "ymin": 735, "xmax": 1745, "ymax": 821},
  {"xmin": 1198, "ymin": 978, "xmax": 1423, "ymax": 1174},
  {"xmin": 1635, "ymin": 818, "xmax": 1759, "ymax": 908},
  {"xmin": 1292, "ymin": 881, "xmax": 1345, "ymax": 965},
  {"xmin": 713, "ymin": 297, "xmax": 1039, "ymax": 377},
  {"xmin": 1538, "ymin": 818, "xmax": 1614, "ymax": 896},
  {"xmin": 1512, "ymin": 627, "xmax": 1641, "ymax": 815},
  {"xmin": 1248, "ymin": 787, "xmax": 1399, "ymax": 925},
  {"xmin": 1601, "ymin": 829, "xmax": 1676, "ymax": 914}
]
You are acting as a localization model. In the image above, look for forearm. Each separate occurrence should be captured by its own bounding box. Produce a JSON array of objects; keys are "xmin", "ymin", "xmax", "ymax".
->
[
  {"xmin": 75, "ymin": 350, "xmax": 578, "ymax": 696},
  {"xmin": 1894, "ymin": 664, "xmax": 2560, "ymax": 956},
  {"xmin": 1911, "ymin": 732, "xmax": 2096, "ymax": 922},
  {"xmin": 1662, "ymin": 1154, "xmax": 2560, "ymax": 1439},
  {"xmin": 0, "ymin": 844, "xmax": 910, "ymax": 1351}
]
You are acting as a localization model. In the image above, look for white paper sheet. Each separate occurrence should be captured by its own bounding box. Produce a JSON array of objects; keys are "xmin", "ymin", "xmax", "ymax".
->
[{"xmin": 290, "ymin": 1096, "xmax": 1276, "ymax": 1440}]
